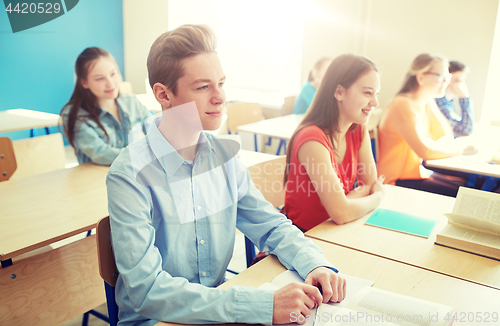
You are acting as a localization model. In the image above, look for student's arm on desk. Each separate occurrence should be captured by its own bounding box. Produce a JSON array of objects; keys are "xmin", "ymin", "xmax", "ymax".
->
[
  {"xmin": 392, "ymin": 97, "xmax": 471, "ymax": 160},
  {"xmin": 73, "ymin": 121, "xmax": 122, "ymax": 165},
  {"xmin": 233, "ymin": 158, "xmax": 346, "ymax": 323},
  {"xmin": 106, "ymin": 170, "xmax": 274, "ymax": 325},
  {"xmin": 297, "ymin": 140, "xmax": 383, "ymax": 225},
  {"xmin": 349, "ymin": 127, "xmax": 385, "ymax": 199}
]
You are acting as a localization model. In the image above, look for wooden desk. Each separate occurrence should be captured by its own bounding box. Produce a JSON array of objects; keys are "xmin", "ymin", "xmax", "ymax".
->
[
  {"xmin": 0, "ymin": 108, "xmax": 61, "ymax": 134},
  {"xmin": 425, "ymin": 125, "xmax": 500, "ymax": 190},
  {"xmin": 237, "ymin": 114, "xmax": 304, "ymax": 140},
  {"xmin": 0, "ymin": 163, "xmax": 109, "ymax": 261},
  {"xmin": 306, "ymin": 185, "xmax": 500, "ymax": 290},
  {"xmin": 158, "ymin": 239, "xmax": 500, "ymax": 326},
  {"xmin": 425, "ymin": 154, "xmax": 500, "ymax": 179},
  {"xmin": 240, "ymin": 149, "xmax": 279, "ymax": 167},
  {"xmin": 0, "ymin": 163, "xmax": 109, "ymax": 325},
  {"xmin": 237, "ymin": 109, "xmax": 382, "ymax": 155}
]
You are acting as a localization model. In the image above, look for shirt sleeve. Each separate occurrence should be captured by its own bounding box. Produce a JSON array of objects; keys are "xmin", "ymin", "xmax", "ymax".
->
[
  {"xmin": 435, "ymin": 97, "xmax": 474, "ymax": 136},
  {"xmin": 73, "ymin": 120, "xmax": 122, "ymax": 165},
  {"xmin": 107, "ymin": 168, "xmax": 275, "ymax": 325},
  {"xmin": 231, "ymin": 156, "xmax": 336, "ymax": 280},
  {"xmin": 455, "ymin": 98, "xmax": 474, "ymax": 136}
]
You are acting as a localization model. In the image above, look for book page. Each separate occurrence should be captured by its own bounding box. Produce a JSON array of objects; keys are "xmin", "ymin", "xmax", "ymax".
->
[
  {"xmin": 347, "ymin": 286, "xmax": 453, "ymax": 326},
  {"xmin": 439, "ymin": 224, "xmax": 500, "ymax": 248},
  {"xmin": 453, "ymin": 187, "xmax": 500, "ymax": 224},
  {"xmin": 445, "ymin": 213, "xmax": 500, "ymax": 236}
]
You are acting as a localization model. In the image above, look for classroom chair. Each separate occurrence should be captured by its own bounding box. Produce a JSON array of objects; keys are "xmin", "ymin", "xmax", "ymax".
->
[
  {"xmin": 10, "ymin": 133, "xmax": 66, "ymax": 179},
  {"xmin": 281, "ymin": 95, "xmax": 296, "ymax": 116},
  {"xmin": 226, "ymin": 101, "xmax": 263, "ymax": 152},
  {"xmin": 265, "ymin": 95, "xmax": 296, "ymax": 155},
  {"xmin": 0, "ymin": 137, "xmax": 17, "ymax": 181},
  {"xmin": 245, "ymin": 156, "xmax": 287, "ymax": 266},
  {"xmin": 119, "ymin": 81, "xmax": 134, "ymax": 94},
  {"xmin": 96, "ymin": 216, "xmax": 119, "ymax": 326},
  {"xmin": 370, "ymin": 126, "xmax": 380, "ymax": 163}
]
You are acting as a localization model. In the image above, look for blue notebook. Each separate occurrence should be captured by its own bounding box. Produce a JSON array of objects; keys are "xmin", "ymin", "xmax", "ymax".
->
[{"xmin": 365, "ymin": 208, "xmax": 439, "ymax": 238}]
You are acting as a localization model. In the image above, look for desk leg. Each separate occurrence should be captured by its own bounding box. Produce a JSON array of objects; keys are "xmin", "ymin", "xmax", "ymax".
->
[
  {"xmin": 1, "ymin": 259, "xmax": 12, "ymax": 268},
  {"xmin": 482, "ymin": 177, "xmax": 499, "ymax": 191},
  {"xmin": 466, "ymin": 174, "xmax": 477, "ymax": 187},
  {"xmin": 276, "ymin": 139, "xmax": 287, "ymax": 155}
]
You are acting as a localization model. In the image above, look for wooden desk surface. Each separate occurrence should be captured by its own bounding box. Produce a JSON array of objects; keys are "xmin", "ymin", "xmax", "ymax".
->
[
  {"xmin": 0, "ymin": 163, "xmax": 109, "ymax": 260},
  {"xmin": 426, "ymin": 124, "xmax": 500, "ymax": 178},
  {"xmin": 237, "ymin": 114, "xmax": 304, "ymax": 140},
  {"xmin": 237, "ymin": 109, "xmax": 382, "ymax": 140},
  {"xmin": 425, "ymin": 154, "xmax": 500, "ymax": 178},
  {"xmin": 240, "ymin": 149, "xmax": 279, "ymax": 167},
  {"xmin": 306, "ymin": 185, "xmax": 500, "ymax": 290},
  {"xmin": 158, "ymin": 239, "xmax": 500, "ymax": 326},
  {"xmin": 0, "ymin": 108, "xmax": 61, "ymax": 133}
]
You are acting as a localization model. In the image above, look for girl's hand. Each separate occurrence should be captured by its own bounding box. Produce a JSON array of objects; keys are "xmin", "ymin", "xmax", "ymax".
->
[{"xmin": 370, "ymin": 175, "xmax": 385, "ymax": 196}]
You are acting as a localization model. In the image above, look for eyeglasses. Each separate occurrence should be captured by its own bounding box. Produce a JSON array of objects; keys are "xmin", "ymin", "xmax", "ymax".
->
[{"xmin": 424, "ymin": 72, "xmax": 452, "ymax": 83}]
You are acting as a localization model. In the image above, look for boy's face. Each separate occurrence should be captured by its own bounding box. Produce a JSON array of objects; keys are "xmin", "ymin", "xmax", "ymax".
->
[{"xmin": 169, "ymin": 52, "xmax": 226, "ymax": 131}]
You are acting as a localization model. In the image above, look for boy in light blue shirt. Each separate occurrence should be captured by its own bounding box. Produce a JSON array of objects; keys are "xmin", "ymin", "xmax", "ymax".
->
[{"xmin": 106, "ymin": 24, "xmax": 346, "ymax": 326}]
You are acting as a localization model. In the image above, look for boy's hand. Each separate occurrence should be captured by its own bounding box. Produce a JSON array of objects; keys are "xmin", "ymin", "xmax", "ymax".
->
[
  {"xmin": 305, "ymin": 267, "xmax": 346, "ymax": 303},
  {"xmin": 272, "ymin": 282, "xmax": 322, "ymax": 325}
]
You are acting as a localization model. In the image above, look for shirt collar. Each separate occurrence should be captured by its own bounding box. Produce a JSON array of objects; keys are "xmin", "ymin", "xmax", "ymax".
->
[{"xmin": 146, "ymin": 115, "xmax": 218, "ymax": 176}]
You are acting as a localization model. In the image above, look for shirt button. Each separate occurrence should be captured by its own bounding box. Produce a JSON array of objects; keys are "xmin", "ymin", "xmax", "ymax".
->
[
  {"xmin": 200, "ymin": 240, "xmax": 205, "ymax": 245},
  {"xmin": 202, "ymin": 272, "xmax": 207, "ymax": 277},
  {"xmin": 118, "ymin": 140, "xmax": 122, "ymax": 144},
  {"xmin": 197, "ymin": 206, "xmax": 201, "ymax": 211}
]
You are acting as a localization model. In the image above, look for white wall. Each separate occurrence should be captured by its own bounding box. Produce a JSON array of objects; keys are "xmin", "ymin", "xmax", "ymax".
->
[
  {"xmin": 300, "ymin": 0, "xmax": 499, "ymax": 121},
  {"xmin": 123, "ymin": 0, "xmax": 168, "ymax": 94},
  {"xmin": 123, "ymin": 0, "xmax": 499, "ymax": 121},
  {"xmin": 482, "ymin": 0, "xmax": 500, "ymax": 123}
]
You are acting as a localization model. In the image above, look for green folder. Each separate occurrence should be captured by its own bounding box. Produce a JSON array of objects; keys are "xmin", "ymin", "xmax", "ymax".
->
[{"xmin": 365, "ymin": 208, "xmax": 439, "ymax": 238}]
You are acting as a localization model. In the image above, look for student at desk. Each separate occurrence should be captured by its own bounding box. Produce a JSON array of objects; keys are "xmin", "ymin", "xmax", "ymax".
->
[
  {"xmin": 60, "ymin": 47, "xmax": 151, "ymax": 165},
  {"xmin": 283, "ymin": 54, "xmax": 385, "ymax": 231},
  {"xmin": 106, "ymin": 24, "xmax": 346, "ymax": 326},
  {"xmin": 435, "ymin": 60, "xmax": 474, "ymax": 137},
  {"xmin": 292, "ymin": 57, "xmax": 332, "ymax": 114},
  {"xmin": 378, "ymin": 54, "xmax": 476, "ymax": 197}
]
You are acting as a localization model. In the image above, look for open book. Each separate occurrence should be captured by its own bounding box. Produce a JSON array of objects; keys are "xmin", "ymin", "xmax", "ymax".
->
[
  {"xmin": 435, "ymin": 187, "xmax": 500, "ymax": 260},
  {"xmin": 260, "ymin": 270, "xmax": 453, "ymax": 326}
]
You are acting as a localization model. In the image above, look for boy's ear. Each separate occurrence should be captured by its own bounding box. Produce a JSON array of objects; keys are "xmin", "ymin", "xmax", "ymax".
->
[
  {"xmin": 153, "ymin": 83, "xmax": 172, "ymax": 109},
  {"xmin": 334, "ymin": 84, "xmax": 345, "ymax": 101}
]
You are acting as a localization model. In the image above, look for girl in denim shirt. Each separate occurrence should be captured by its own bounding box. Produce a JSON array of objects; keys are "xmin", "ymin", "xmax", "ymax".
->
[{"xmin": 61, "ymin": 47, "xmax": 152, "ymax": 165}]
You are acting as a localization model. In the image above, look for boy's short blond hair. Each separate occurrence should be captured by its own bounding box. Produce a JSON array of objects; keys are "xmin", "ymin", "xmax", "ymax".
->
[{"xmin": 147, "ymin": 24, "xmax": 217, "ymax": 95}]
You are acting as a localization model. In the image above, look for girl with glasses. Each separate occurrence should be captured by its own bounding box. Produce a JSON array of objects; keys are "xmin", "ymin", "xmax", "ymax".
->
[{"xmin": 377, "ymin": 53, "xmax": 476, "ymax": 197}]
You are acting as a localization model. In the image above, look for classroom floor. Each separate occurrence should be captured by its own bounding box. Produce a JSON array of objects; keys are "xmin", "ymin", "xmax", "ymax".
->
[{"xmin": 60, "ymin": 146, "xmax": 248, "ymax": 326}]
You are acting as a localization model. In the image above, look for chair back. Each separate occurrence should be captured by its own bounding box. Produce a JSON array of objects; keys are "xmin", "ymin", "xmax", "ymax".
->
[
  {"xmin": 119, "ymin": 81, "xmax": 134, "ymax": 94},
  {"xmin": 370, "ymin": 126, "xmax": 380, "ymax": 163},
  {"xmin": 282, "ymin": 95, "xmax": 297, "ymax": 116},
  {"xmin": 96, "ymin": 216, "xmax": 119, "ymax": 326},
  {"xmin": 0, "ymin": 137, "xmax": 17, "ymax": 181},
  {"xmin": 226, "ymin": 102, "xmax": 263, "ymax": 134},
  {"xmin": 96, "ymin": 216, "xmax": 118, "ymax": 287},
  {"xmin": 248, "ymin": 156, "xmax": 287, "ymax": 208},
  {"xmin": 11, "ymin": 133, "xmax": 65, "ymax": 179}
]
